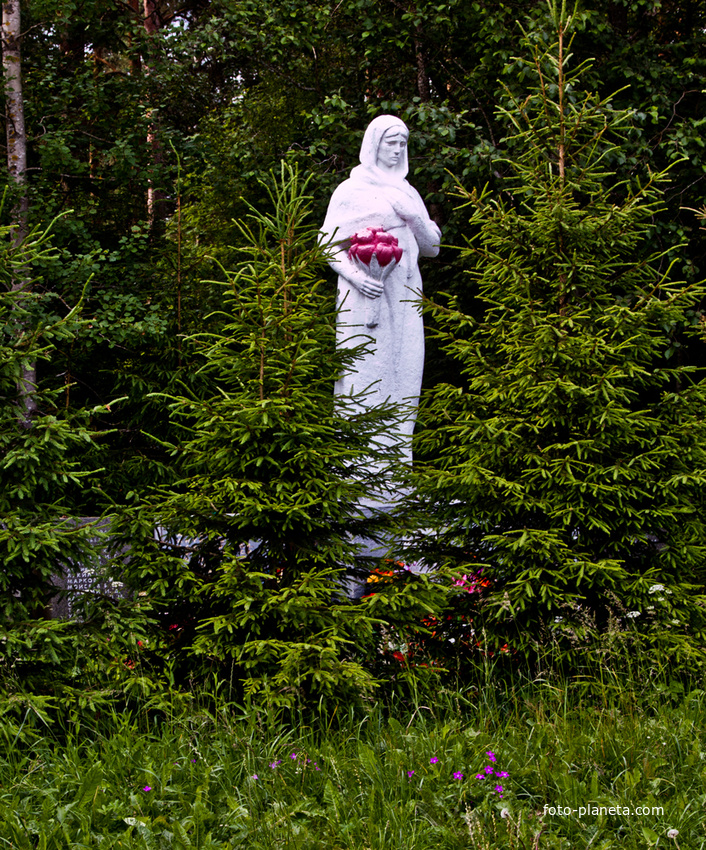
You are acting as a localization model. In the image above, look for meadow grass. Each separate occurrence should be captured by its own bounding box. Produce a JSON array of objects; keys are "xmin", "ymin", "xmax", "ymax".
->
[{"xmin": 2, "ymin": 658, "xmax": 704, "ymax": 849}]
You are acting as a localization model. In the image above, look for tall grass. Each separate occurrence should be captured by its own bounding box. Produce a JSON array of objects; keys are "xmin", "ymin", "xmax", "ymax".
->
[{"xmin": 2, "ymin": 649, "xmax": 704, "ymax": 849}]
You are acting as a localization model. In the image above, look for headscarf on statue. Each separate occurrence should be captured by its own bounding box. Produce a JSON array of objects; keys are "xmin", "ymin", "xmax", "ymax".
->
[{"xmin": 321, "ymin": 115, "xmax": 432, "ymax": 252}]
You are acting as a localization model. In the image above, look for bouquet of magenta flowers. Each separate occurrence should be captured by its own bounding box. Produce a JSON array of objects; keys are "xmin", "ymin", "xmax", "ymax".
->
[{"xmin": 348, "ymin": 227, "xmax": 402, "ymax": 328}]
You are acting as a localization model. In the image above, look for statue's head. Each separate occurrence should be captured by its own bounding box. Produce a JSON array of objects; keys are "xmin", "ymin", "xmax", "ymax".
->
[{"xmin": 359, "ymin": 115, "xmax": 409, "ymax": 178}]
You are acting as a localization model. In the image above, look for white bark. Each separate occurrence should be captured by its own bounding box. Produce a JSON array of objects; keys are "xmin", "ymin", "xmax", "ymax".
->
[
  {"xmin": 2, "ymin": 0, "xmax": 27, "ymax": 223},
  {"xmin": 3, "ymin": 0, "xmax": 37, "ymax": 425}
]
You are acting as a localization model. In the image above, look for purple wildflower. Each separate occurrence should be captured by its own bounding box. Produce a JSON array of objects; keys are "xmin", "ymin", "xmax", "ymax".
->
[
  {"xmin": 453, "ymin": 772, "xmax": 464, "ymax": 780},
  {"xmin": 290, "ymin": 753, "xmax": 297, "ymax": 760},
  {"xmin": 486, "ymin": 751, "xmax": 496, "ymax": 762},
  {"xmin": 252, "ymin": 774, "xmax": 259, "ymax": 780},
  {"xmin": 407, "ymin": 770, "xmax": 415, "ymax": 778},
  {"xmin": 142, "ymin": 786, "xmax": 152, "ymax": 792},
  {"xmin": 495, "ymin": 770, "xmax": 509, "ymax": 778},
  {"xmin": 495, "ymin": 785, "xmax": 504, "ymax": 794},
  {"xmin": 430, "ymin": 756, "xmax": 439, "ymax": 765},
  {"xmin": 475, "ymin": 773, "xmax": 485, "ymax": 779},
  {"xmin": 484, "ymin": 765, "xmax": 493, "ymax": 774}
]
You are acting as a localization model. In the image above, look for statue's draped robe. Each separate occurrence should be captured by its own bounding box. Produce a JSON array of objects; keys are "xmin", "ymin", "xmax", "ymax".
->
[{"xmin": 321, "ymin": 116, "xmax": 441, "ymax": 465}]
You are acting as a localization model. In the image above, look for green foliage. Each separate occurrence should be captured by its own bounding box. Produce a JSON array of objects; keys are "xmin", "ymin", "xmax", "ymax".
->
[
  {"xmin": 117, "ymin": 164, "xmax": 450, "ymax": 708},
  {"xmin": 409, "ymin": 6, "xmax": 706, "ymax": 665},
  {"xmin": 0, "ymin": 205, "xmax": 155, "ymax": 698},
  {"xmin": 0, "ymin": 214, "xmax": 97, "ymax": 622}
]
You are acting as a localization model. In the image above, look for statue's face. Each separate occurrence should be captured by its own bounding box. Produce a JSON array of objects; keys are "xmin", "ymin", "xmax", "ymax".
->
[{"xmin": 376, "ymin": 128, "xmax": 408, "ymax": 171}]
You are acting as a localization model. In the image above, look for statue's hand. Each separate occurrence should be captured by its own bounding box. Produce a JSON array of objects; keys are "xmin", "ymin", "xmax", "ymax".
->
[
  {"xmin": 343, "ymin": 267, "xmax": 383, "ymax": 298},
  {"xmin": 357, "ymin": 274, "xmax": 384, "ymax": 299},
  {"xmin": 389, "ymin": 199, "xmax": 441, "ymax": 256}
]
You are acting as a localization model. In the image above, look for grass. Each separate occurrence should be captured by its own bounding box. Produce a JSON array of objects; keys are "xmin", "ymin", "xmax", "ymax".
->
[{"xmin": 2, "ymin": 664, "xmax": 705, "ymax": 849}]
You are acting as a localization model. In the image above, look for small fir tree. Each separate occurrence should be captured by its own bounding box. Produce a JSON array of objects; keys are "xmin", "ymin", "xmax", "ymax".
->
[
  {"xmin": 0, "ymin": 209, "xmax": 150, "ymax": 700},
  {"xmin": 0, "ymin": 217, "xmax": 95, "ymax": 622},
  {"xmin": 120, "ymin": 165, "xmax": 449, "ymax": 707},
  {"xmin": 409, "ymin": 4, "xmax": 706, "ymax": 665}
]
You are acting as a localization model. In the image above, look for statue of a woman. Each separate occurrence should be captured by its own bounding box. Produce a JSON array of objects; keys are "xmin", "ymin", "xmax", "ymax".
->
[{"xmin": 321, "ymin": 115, "xmax": 441, "ymax": 466}]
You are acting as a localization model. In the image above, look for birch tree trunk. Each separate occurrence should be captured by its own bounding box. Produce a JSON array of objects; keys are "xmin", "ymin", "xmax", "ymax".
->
[{"xmin": 2, "ymin": 0, "xmax": 36, "ymax": 426}]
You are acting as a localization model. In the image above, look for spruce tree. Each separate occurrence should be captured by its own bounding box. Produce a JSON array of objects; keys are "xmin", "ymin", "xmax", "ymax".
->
[
  {"xmin": 120, "ymin": 165, "xmax": 449, "ymax": 707},
  {"xmin": 0, "ymin": 211, "xmax": 143, "ymax": 697},
  {"xmin": 1, "ymin": 218, "xmax": 92, "ymax": 619},
  {"xmin": 410, "ymin": 4, "xmax": 706, "ymax": 665}
]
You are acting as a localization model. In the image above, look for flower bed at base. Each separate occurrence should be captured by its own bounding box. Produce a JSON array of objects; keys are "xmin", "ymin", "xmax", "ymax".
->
[{"xmin": 363, "ymin": 562, "xmax": 509, "ymax": 665}]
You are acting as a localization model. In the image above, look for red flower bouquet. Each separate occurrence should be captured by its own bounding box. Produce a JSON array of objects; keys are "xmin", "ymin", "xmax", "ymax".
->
[{"xmin": 348, "ymin": 227, "xmax": 403, "ymax": 328}]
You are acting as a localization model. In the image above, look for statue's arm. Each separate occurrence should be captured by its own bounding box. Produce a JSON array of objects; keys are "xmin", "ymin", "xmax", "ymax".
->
[
  {"xmin": 328, "ymin": 246, "xmax": 383, "ymax": 299},
  {"xmin": 408, "ymin": 215, "xmax": 441, "ymax": 258},
  {"xmin": 388, "ymin": 195, "xmax": 441, "ymax": 258}
]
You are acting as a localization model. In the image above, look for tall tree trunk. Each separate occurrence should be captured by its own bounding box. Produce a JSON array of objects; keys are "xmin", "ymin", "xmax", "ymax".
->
[
  {"xmin": 2, "ymin": 0, "xmax": 36, "ymax": 426},
  {"xmin": 143, "ymin": 0, "xmax": 166, "ymax": 227},
  {"xmin": 414, "ymin": 34, "xmax": 430, "ymax": 103}
]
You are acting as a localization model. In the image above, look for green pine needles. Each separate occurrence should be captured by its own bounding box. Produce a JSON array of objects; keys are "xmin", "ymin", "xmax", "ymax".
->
[
  {"xmin": 412, "ymin": 5, "xmax": 706, "ymax": 665},
  {"xmin": 121, "ymin": 164, "xmax": 449, "ymax": 708},
  {"xmin": 0, "ymin": 209, "xmax": 128, "ymax": 695}
]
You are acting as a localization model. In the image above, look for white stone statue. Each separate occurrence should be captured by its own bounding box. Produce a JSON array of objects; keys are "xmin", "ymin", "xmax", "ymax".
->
[{"xmin": 321, "ymin": 115, "xmax": 441, "ymax": 466}]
